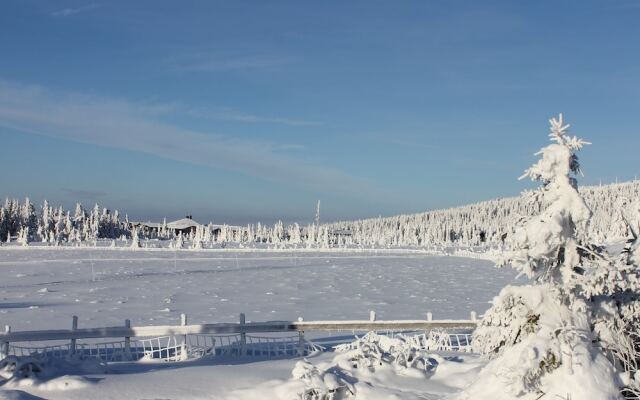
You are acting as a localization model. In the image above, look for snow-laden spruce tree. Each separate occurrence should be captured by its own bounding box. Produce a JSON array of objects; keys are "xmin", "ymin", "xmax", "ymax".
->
[
  {"xmin": 17, "ymin": 226, "xmax": 29, "ymax": 247},
  {"xmin": 583, "ymin": 198, "xmax": 640, "ymax": 397},
  {"xmin": 130, "ymin": 226, "xmax": 140, "ymax": 249},
  {"xmin": 175, "ymin": 232, "xmax": 184, "ymax": 249},
  {"xmin": 462, "ymin": 115, "xmax": 621, "ymax": 400}
]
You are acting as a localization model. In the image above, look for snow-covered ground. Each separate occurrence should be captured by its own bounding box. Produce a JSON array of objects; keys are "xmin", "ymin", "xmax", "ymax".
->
[
  {"xmin": 0, "ymin": 248, "xmax": 518, "ymax": 399},
  {"xmin": 0, "ymin": 248, "xmax": 517, "ymax": 330}
]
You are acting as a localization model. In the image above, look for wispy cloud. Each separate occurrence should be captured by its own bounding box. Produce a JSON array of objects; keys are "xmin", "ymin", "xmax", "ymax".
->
[
  {"xmin": 0, "ymin": 80, "xmax": 373, "ymax": 197},
  {"xmin": 51, "ymin": 3, "xmax": 99, "ymax": 18},
  {"xmin": 187, "ymin": 107, "xmax": 320, "ymax": 127},
  {"xmin": 275, "ymin": 143, "xmax": 306, "ymax": 151},
  {"xmin": 61, "ymin": 188, "xmax": 106, "ymax": 201},
  {"xmin": 350, "ymin": 132, "xmax": 440, "ymax": 150},
  {"xmin": 614, "ymin": 0, "xmax": 640, "ymax": 10},
  {"xmin": 169, "ymin": 53, "xmax": 291, "ymax": 73}
]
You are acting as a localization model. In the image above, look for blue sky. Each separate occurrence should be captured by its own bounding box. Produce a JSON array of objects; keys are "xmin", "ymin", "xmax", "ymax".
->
[{"xmin": 1, "ymin": 1, "xmax": 639, "ymax": 225}]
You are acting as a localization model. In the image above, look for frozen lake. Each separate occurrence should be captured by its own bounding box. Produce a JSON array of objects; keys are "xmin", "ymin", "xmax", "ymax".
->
[{"xmin": 0, "ymin": 248, "xmax": 518, "ymax": 332}]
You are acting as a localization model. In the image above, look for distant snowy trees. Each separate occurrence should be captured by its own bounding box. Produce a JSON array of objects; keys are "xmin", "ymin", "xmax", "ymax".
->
[
  {"xmin": 0, "ymin": 199, "xmax": 129, "ymax": 245},
  {"xmin": 1, "ymin": 178, "xmax": 637, "ymax": 249},
  {"xmin": 325, "ymin": 181, "xmax": 639, "ymax": 248}
]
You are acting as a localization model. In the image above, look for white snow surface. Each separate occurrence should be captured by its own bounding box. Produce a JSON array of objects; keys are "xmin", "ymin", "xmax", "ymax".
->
[
  {"xmin": 0, "ymin": 247, "xmax": 518, "ymax": 399},
  {"xmin": 0, "ymin": 248, "xmax": 518, "ymax": 329}
]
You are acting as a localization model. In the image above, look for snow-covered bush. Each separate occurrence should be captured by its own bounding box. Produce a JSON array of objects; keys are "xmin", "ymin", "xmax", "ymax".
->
[
  {"xmin": 0, "ymin": 354, "xmax": 99, "ymax": 391},
  {"xmin": 286, "ymin": 332, "xmax": 448, "ymax": 400},
  {"xmin": 0, "ymin": 356, "xmax": 43, "ymax": 383},
  {"xmin": 291, "ymin": 359, "xmax": 354, "ymax": 400},
  {"xmin": 334, "ymin": 332, "xmax": 438, "ymax": 375},
  {"xmin": 465, "ymin": 115, "xmax": 623, "ymax": 399}
]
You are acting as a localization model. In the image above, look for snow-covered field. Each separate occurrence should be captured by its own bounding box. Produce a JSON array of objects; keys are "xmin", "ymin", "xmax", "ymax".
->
[
  {"xmin": 0, "ymin": 248, "xmax": 518, "ymax": 399},
  {"xmin": 0, "ymin": 248, "xmax": 517, "ymax": 330}
]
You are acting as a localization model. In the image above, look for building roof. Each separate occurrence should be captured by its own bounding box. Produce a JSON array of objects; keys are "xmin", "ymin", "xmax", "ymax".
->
[
  {"xmin": 167, "ymin": 217, "xmax": 201, "ymax": 230},
  {"xmin": 132, "ymin": 218, "xmax": 249, "ymax": 231}
]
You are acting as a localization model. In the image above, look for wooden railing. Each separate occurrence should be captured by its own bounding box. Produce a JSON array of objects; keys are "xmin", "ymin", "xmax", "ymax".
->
[{"xmin": 0, "ymin": 311, "xmax": 478, "ymax": 359}]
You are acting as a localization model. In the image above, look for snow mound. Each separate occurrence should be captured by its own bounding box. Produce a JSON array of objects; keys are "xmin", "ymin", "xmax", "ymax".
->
[
  {"xmin": 230, "ymin": 332, "xmax": 478, "ymax": 400},
  {"xmin": 0, "ymin": 355, "xmax": 99, "ymax": 393}
]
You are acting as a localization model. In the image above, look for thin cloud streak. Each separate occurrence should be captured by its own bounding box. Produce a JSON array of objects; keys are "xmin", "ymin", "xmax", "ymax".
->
[
  {"xmin": 349, "ymin": 132, "xmax": 441, "ymax": 150},
  {"xmin": 187, "ymin": 107, "xmax": 320, "ymax": 127},
  {"xmin": 51, "ymin": 3, "xmax": 99, "ymax": 17},
  {"xmin": 0, "ymin": 80, "xmax": 374, "ymax": 198},
  {"xmin": 169, "ymin": 54, "xmax": 292, "ymax": 73},
  {"xmin": 61, "ymin": 188, "xmax": 107, "ymax": 201}
]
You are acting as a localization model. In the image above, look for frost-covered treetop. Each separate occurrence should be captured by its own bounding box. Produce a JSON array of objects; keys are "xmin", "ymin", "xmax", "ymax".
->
[
  {"xmin": 508, "ymin": 114, "xmax": 592, "ymax": 283},
  {"xmin": 548, "ymin": 113, "xmax": 590, "ymax": 150},
  {"xmin": 520, "ymin": 113, "xmax": 590, "ymax": 186}
]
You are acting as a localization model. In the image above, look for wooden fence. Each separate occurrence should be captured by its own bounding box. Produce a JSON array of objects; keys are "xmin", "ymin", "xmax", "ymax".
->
[{"xmin": 0, "ymin": 311, "xmax": 479, "ymax": 360}]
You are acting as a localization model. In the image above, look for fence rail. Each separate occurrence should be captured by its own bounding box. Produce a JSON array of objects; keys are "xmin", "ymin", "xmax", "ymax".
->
[{"xmin": 1, "ymin": 311, "xmax": 478, "ymax": 360}]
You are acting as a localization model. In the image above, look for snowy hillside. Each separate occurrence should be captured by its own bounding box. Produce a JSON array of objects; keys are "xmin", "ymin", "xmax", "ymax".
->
[
  {"xmin": 2, "ymin": 180, "xmax": 638, "ymax": 250},
  {"xmin": 324, "ymin": 180, "xmax": 640, "ymax": 248}
]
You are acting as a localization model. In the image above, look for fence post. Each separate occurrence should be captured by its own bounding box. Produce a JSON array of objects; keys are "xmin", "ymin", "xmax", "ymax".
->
[
  {"xmin": 297, "ymin": 330, "xmax": 305, "ymax": 357},
  {"xmin": 296, "ymin": 316, "xmax": 304, "ymax": 356},
  {"xmin": 70, "ymin": 316, "xmax": 78, "ymax": 357},
  {"xmin": 426, "ymin": 312, "xmax": 433, "ymax": 322},
  {"xmin": 180, "ymin": 313, "xmax": 188, "ymax": 361},
  {"xmin": 239, "ymin": 313, "xmax": 246, "ymax": 356},
  {"xmin": 470, "ymin": 311, "xmax": 477, "ymax": 322},
  {"xmin": 1, "ymin": 325, "xmax": 10, "ymax": 359},
  {"xmin": 369, "ymin": 310, "xmax": 376, "ymax": 322},
  {"xmin": 124, "ymin": 319, "xmax": 131, "ymax": 361}
]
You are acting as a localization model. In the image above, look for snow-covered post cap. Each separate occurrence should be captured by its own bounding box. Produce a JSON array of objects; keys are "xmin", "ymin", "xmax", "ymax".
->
[
  {"xmin": 180, "ymin": 314, "xmax": 188, "ymax": 361},
  {"xmin": 0, "ymin": 325, "xmax": 10, "ymax": 359}
]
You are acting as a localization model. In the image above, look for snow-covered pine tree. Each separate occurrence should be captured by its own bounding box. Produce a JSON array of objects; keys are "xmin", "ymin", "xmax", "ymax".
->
[
  {"xmin": 64, "ymin": 212, "xmax": 73, "ymax": 239},
  {"xmin": 0, "ymin": 206, "xmax": 9, "ymax": 243},
  {"xmin": 40, "ymin": 200, "xmax": 53, "ymax": 242},
  {"xmin": 21, "ymin": 198, "xmax": 37, "ymax": 241},
  {"xmin": 18, "ymin": 226, "xmax": 29, "ymax": 247},
  {"xmin": 192, "ymin": 225, "xmax": 203, "ymax": 249},
  {"xmin": 54, "ymin": 206, "xmax": 64, "ymax": 245},
  {"xmin": 175, "ymin": 232, "xmax": 184, "ymax": 249},
  {"xmin": 582, "ymin": 198, "xmax": 640, "ymax": 397},
  {"xmin": 289, "ymin": 223, "xmax": 301, "ymax": 244},
  {"xmin": 130, "ymin": 226, "xmax": 140, "ymax": 249},
  {"xmin": 202, "ymin": 223, "xmax": 211, "ymax": 243},
  {"xmin": 321, "ymin": 226, "xmax": 329, "ymax": 248},
  {"xmin": 315, "ymin": 200, "xmax": 321, "ymax": 243},
  {"xmin": 7, "ymin": 199, "xmax": 20, "ymax": 237},
  {"xmin": 464, "ymin": 115, "xmax": 621, "ymax": 400}
]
